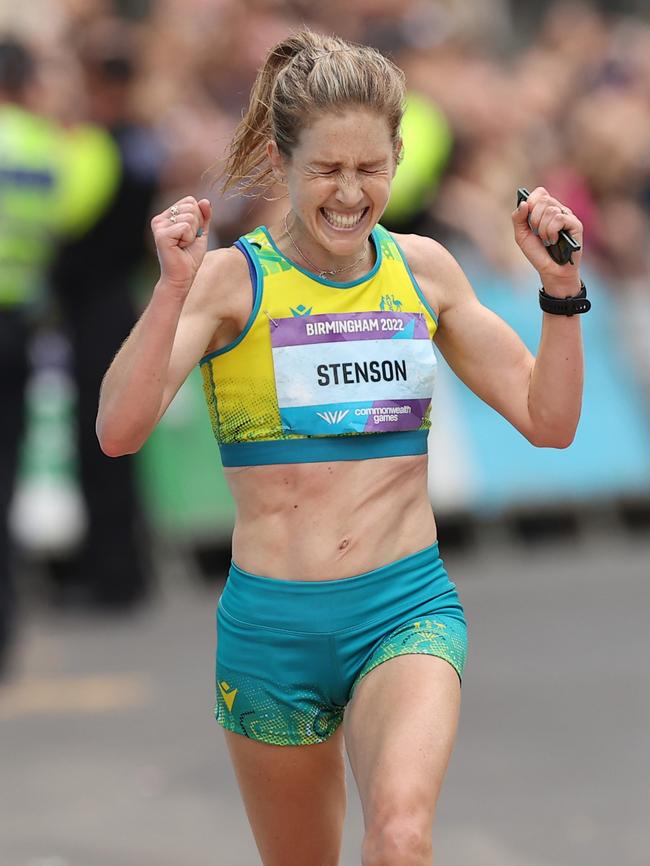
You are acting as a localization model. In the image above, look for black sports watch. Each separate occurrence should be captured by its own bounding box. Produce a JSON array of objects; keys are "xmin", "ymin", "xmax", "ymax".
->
[{"xmin": 539, "ymin": 281, "xmax": 591, "ymax": 316}]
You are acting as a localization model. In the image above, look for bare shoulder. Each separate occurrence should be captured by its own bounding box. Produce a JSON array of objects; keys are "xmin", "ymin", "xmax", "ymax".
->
[
  {"xmin": 389, "ymin": 231, "xmax": 475, "ymax": 314},
  {"xmin": 392, "ymin": 231, "xmax": 444, "ymax": 266},
  {"xmin": 188, "ymin": 245, "xmax": 250, "ymax": 302},
  {"xmin": 183, "ymin": 244, "xmax": 252, "ymax": 321}
]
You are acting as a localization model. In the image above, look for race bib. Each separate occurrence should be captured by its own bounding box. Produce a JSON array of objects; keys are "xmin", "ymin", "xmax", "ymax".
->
[{"xmin": 270, "ymin": 311, "xmax": 436, "ymax": 436}]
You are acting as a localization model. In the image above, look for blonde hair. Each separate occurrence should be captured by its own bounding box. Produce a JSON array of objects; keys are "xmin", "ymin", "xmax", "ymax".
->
[{"xmin": 220, "ymin": 30, "xmax": 405, "ymax": 195}]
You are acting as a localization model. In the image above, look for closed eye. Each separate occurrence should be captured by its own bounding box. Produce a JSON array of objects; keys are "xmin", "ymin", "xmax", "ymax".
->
[
  {"xmin": 320, "ymin": 168, "xmax": 383, "ymax": 176},
  {"xmin": 306, "ymin": 166, "xmax": 339, "ymax": 177}
]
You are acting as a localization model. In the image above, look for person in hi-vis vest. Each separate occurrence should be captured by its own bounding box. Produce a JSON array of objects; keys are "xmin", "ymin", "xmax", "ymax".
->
[{"xmin": 0, "ymin": 34, "xmax": 119, "ymax": 676}]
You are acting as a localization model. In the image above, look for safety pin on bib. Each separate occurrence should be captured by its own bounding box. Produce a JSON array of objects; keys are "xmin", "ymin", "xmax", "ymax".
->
[{"xmin": 264, "ymin": 310, "xmax": 279, "ymax": 327}]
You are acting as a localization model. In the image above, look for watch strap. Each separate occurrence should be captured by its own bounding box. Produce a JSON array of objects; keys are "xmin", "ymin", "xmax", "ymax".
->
[{"xmin": 539, "ymin": 281, "xmax": 591, "ymax": 316}]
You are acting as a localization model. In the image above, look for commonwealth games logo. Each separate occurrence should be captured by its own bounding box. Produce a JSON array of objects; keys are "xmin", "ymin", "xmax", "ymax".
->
[{"xmin": 316, "ymin": 410, "xmax": 350, "ymax": 425}]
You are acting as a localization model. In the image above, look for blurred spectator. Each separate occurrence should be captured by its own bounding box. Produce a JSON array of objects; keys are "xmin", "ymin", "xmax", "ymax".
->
[
  {"xmin": 48, "ymin": 16, "xmax": 164, "ymax": 610},
  {"xmin": 380, "ymin": 90, "xmax": 453, "ymax": 239},
  {"xmin": 0, "ymin": 33, "xmax": 118, "ymax": 675}
]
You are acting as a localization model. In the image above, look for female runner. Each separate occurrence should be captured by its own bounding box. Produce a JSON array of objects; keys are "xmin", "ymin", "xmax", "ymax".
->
[{"xmin": 97, "ymin": 30, "xmax": 586, "ymax": 866}]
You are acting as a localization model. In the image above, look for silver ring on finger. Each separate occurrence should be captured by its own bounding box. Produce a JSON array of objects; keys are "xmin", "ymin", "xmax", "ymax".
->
[
  {"xmin": 169, "ymin": 204, "xmax": 180, "ymax": 216},
  {"xmin": 169, "ymin": 214, "xmax": 177, "ymax": 223}
]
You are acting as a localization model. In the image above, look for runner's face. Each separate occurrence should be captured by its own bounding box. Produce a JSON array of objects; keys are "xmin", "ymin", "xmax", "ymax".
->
[{"xmin": 280, "ymin": 108, "xmax": 397, "ymax": 255}]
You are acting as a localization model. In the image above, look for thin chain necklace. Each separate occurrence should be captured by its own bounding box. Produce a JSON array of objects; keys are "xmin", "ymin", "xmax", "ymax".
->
[{"xmin": 283, "ymin": 213, "xmax": 369, "ymax": 279}]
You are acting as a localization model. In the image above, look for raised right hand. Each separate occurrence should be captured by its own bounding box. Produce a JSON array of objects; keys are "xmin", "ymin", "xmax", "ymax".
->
[{"xmin": 151, "ymin": 196, "xmax": 212, "ymax": 296}]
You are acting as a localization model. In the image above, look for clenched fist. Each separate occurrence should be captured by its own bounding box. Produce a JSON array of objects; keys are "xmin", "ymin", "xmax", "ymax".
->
[
  {"xmin": 512, "ymin": 187, "xmax": 583, "ymax": 292},
  {"xmin": 151, "ymin": 196, "xmax": 212, "ymax": 296}
]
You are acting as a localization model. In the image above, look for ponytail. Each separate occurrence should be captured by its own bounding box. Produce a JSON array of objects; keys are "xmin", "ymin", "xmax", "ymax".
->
[{"xmin": 220, "ymin": 31, "xmax": 324, "ymax": 195}]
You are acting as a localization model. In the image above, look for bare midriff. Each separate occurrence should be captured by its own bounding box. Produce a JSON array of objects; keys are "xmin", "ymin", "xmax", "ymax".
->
[{"xmin": 225, "ymin": 453, "xmax": 437, "ymax": 581}]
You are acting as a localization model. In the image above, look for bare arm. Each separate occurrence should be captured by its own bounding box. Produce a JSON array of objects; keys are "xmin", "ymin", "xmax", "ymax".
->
[
  {"xmin": 403, "ymin": 187, "xmax": 585, "ymax": 447},
  {"xmin": 96, "ymin": 196, "xmax": 248, "ymax": 456}
]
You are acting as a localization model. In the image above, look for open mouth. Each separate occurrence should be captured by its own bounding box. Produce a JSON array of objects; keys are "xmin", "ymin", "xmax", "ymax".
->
[{"xmin": 320, "ymin": 207, "xmax": 369, "ymax": 230}]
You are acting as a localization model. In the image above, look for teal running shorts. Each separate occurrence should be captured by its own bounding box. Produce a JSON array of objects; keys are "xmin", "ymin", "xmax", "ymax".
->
[{"xmin": 215, "ymin": 541, "xmax": 467, "ymax": 746}]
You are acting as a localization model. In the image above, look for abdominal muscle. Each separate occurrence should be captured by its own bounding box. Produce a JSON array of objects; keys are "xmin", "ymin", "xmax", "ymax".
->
[{"xmin": 225, "ymin": 454, "xmax": 438, "ymax": 581}]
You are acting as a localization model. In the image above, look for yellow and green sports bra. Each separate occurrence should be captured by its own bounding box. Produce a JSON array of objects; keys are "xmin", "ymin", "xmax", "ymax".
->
[{"xmin": 200, "ymin": 224, "xmax": 438, "ymax": 467}]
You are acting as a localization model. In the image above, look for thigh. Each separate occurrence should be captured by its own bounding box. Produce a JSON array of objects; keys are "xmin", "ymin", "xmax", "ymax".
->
[
  {"xmin": 344, "ymin": 654, "xmax": 461, "ymax": 830},
  {"xmin": 224, "ymin": 726, "xmax": 347, "ymax": 866}
]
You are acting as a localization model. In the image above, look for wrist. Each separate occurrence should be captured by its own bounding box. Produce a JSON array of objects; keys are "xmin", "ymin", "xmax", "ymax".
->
[
  {"xmin": 153, "ymin": 277, "xmax": 192, "ymax": 304},
  {"xmin": 538, "ymin": 274, "xmax": 582, "ymax": 299},
  {"xmin": 539, "ymin": 280, "xmax": 590, "ymax": 316}
]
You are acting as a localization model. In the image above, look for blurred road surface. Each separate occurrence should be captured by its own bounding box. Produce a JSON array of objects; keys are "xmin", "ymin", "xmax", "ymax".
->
[{"xmin": 1, "ymin": 532, "xmax": 649, "ymax": 866}]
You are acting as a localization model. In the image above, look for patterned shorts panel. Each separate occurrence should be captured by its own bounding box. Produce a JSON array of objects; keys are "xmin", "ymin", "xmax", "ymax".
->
[
  {"xmin": 216, "ymin": 665, "xmax": 344, "ymax": 746},
  {"xmin": 350, "ymin": 613, "xmax": 468, "ymax": 700}
]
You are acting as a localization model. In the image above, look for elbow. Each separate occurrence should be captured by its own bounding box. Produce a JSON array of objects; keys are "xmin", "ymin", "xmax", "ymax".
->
[
  {"xmin": 99, "ymin": 440, "xmax": 139, "ymax": 458},
  {"xmin": 97, "ymin": 436, "xmax": 140, "ymax": 458},
  {"xmin": 96, "ymin": 420, "xmax": 143, "ymax": 458},
  {"xmin": 527, "ymin": 427, "xmax": 577, "ymax": 450}
]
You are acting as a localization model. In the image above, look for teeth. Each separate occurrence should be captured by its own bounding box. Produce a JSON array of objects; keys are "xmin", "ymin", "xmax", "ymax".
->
[{"xmin": 322, "ymin": 208, "xmax": 365, "ymax": 229}]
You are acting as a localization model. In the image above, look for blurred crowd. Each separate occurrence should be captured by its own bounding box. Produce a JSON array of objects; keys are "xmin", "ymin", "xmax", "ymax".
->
[
  {"xmin": 2, "ymin": 0, "xmax": 650, "ymax": 671},
  {"xmin": 4, "ymin": 0, "xmax": 650, "ymax": 277}
]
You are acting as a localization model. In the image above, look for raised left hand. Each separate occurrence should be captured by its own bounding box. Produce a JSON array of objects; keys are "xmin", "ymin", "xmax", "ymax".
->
[{"xmin": 512, "ymin": 187, "xmax": 583, "ymax": 293}]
